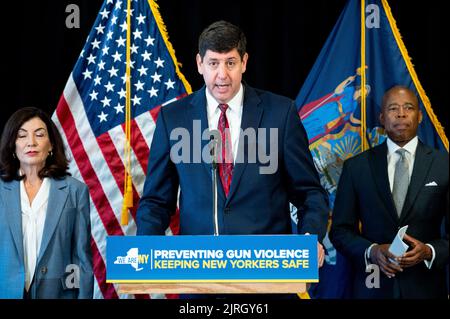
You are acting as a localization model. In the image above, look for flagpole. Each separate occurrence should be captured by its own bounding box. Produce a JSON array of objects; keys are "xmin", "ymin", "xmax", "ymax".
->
[
  {"xmin": 360, "ymin": 0, "xmax": 368, "ymax": 151},
  {"xmin": 121, "ymin": 0, "xmax": 133, "ymax": 225}
]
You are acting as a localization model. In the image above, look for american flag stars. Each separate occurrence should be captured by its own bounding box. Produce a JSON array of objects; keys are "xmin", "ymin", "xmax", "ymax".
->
[{"xmin": 74, "ymin": 0, "xmax": 176, "ymax": 131}]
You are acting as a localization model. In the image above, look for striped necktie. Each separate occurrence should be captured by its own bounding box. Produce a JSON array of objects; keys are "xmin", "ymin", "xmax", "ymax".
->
[
  {"xmin": 392, "ymin": 148, "xmax": 409, "ymax": 216},
  {"xmin": 217, "ymin": 104, "xmax": 233, "ymax": 196}
]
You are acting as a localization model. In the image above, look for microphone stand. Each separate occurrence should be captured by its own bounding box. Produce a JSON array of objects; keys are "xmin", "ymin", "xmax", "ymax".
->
[{"xmin": 210, "ymin": 133, "xmax": 219, "ymax": 236}]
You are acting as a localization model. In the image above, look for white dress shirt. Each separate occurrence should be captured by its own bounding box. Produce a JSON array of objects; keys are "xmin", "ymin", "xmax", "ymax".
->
[
  {"xmin": 21, "ymin": 177, "xmax": 50, "ymax": 291},
  {"xmin": 386, "ymin": 136, "xmax": 417, "ymax": 191},
  {"xmin": 205, "ymin": 84, "xmax": 244, "ymax": 162}
]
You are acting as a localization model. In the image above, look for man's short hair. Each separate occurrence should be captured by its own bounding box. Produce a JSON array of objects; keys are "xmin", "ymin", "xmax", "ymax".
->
[{"xmin": 198, "ymin": 20, "xmax": 247, "ymax": 60}]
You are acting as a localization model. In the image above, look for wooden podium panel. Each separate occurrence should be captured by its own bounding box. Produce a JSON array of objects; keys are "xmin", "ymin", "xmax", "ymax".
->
[{"xmin": 118, "ymin": 282, "xmax": 306, "ymax": 294}]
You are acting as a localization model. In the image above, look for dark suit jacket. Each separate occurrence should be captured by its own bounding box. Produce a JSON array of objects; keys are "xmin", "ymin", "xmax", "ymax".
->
[
  {"xmin": 137, "ymin": 85, "xmax": 328, "ymax": 239},
  {"xmin": 330, "ymin": 141, "xmax": 449, "ymax": 299},
  {"xmin": 0, "ymin": 176, "xmax": 93, "ymax": 299}
]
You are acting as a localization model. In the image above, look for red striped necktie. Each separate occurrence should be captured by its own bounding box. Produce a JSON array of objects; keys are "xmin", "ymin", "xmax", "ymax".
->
[{"xmin": 217, "ymin": 103, "xmax": 234, "ymax": 196}]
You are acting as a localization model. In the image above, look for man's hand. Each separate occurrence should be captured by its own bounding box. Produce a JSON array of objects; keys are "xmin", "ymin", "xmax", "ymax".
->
[
  {"xmin": 397, "ymin": 234, "xmax": 432, "ymax": 268},
  {"xmin": 370, "ymin": 244, "xmax": 403, "ymax": 278},
  {"xmin": 304, "ymin": 233, "xmax": 325, "ymax": 268},
  {"xmin": 318, "ymin": 242, "xmax": 324, "ymax": 268}
]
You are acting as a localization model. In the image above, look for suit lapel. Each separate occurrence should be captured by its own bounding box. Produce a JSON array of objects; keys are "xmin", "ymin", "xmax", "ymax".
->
[
  {"xmin": 38, "ymin": 178, "xmax": 68, "ymax": 263},
  {"xmin": 190, "ymin": 88, "xmax": 213, "ymax": 169},
  {"xmin": 189, "ymin": 88, "xmax": 226, "ymax": 200},
  {"xmin": 400, "ymin": 142, "xmax": 434, "ymax": 222},
  {"xmin": 2, "ymin": 180, "xmax": 24, "ymax": 261},
  {"xmin": 188, "ymin": 85, "xmax": 264, "ymax": 202},
  {"xmin": 369, "ymin": 142, "xmax": 399, "ymax": 223},
  {"xmin": 226, "ymin": 86, "xmax": 263, "ymax": 203}
]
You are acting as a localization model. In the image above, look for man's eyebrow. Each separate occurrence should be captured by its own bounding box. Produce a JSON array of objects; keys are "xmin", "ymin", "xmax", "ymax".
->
[
  {"xmin": 388, "ymin": 102, "xmax": 416, "ymax": 106},
  {"xmin": 207, "ymin": 57, "xmax": 238, "ymax": 61}
]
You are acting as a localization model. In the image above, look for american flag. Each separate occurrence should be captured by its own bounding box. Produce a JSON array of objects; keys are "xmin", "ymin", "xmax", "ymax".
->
[{"xmin": 52, "ymin": 0, "xmax": 191, "ymax": 298}]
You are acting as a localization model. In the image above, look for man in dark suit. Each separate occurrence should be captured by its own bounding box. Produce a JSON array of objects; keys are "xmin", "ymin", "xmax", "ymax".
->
[
  {"xmin": 136, "ymin": 20, "xmax": 328, "ymax": 265},
  {"xmin": 330, "ymin": 85, "xmax": 449, "ymax": 298}
]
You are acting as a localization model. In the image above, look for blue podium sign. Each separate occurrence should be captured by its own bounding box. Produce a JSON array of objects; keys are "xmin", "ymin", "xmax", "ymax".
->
[{"xmin": 106, "ymin": 235, "xmax": 318, "ymax": 283}]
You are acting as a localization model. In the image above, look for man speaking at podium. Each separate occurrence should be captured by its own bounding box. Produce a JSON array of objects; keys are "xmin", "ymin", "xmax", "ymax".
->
[{"xmin": 136, "ymin": 21, "xmax": 328, "ymax": 268}]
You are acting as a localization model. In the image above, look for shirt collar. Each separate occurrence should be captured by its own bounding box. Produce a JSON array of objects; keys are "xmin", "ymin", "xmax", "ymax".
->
[
  {"xmin": 386, "ymin": 136, "xmax": 418, "ymax": 156},
  {"xmin": 205, "ymin": 83, "xmax": 244, "ymax": 114},
  {"xmin": 20, "ymin": 177, "xmax": 50, "ymax": 211}
]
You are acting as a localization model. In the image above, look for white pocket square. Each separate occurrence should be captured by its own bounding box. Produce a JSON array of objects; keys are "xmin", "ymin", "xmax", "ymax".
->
[{"xmin": 425, "ymin": 181, "xmax": 438, "ymax": 186}]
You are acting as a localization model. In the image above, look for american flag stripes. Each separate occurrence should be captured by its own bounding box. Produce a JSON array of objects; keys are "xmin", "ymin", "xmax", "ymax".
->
[{"xmin": 52, "ymin": 0, "xmax": 191, "ymax": 298}]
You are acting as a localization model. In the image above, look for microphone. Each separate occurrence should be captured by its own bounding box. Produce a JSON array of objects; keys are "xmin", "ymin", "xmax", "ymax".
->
[{"xmin": 209, "ymin": 130, "xmax": 220, "ymax": 168}]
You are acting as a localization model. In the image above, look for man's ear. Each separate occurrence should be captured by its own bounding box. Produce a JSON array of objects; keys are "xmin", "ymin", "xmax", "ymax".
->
[
  {"xmin": 379, "ymin": 112, "xmax": 385, "ymax": 126},
  {"xmin": 196, "ymin": 53, "xmax": 203, "ymax": 75},
  {"xmin": 418, "ymin": 110, "xmax": 423, "ymax": 124},
  {"xmin": 241, "ymin": 53, "xmax": 249, "ymax": 73}
]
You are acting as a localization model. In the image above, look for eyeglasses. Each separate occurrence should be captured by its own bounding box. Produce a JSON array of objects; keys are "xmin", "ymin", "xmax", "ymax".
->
[{"xmin": 386, "ymin": 103, "xmax": 417, "ymax": 114}]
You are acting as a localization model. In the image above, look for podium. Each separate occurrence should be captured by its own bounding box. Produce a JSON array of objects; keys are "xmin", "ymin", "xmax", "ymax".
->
[
  {"xmin": 108, "ymin": 235, "xmax": 317, "ymax": 294},
  {"xmin": 118, "ymin": 282, "xmax": 307, "ymax": 294}
]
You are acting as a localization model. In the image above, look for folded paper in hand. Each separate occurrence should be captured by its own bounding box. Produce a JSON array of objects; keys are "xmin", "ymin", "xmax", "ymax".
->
[{"xmin": 388, "ymin": 225, "xmax": 409, "ymax": 264}]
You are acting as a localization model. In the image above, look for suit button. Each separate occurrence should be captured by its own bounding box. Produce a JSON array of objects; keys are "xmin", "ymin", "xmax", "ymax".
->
[
  {"xmin": 224, "ymin": 207, "xmax": 231, "ymax": 214},
  {"xmin": 41, "ymin": 267, "xmax": 47, "ymax": 274}
]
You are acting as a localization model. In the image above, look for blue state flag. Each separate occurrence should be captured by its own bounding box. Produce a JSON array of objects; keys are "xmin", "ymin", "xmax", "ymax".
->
[{"xmin": 294, "ymin": 0, "xmax": 448, "ymax": 298}]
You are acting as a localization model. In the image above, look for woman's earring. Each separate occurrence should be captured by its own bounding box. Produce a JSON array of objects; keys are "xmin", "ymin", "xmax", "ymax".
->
[{"xmin": 48, "ymin": 150, "xmax": 53, "ymax": 157}]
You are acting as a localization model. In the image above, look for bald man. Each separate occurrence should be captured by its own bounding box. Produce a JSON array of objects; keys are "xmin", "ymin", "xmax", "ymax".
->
[{"xmin": 330, "ymin": 85, "xmax": 449, "ymax": 299}]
